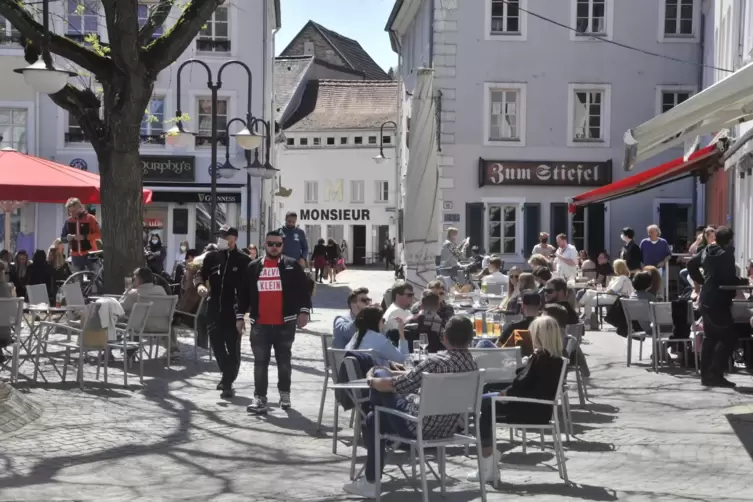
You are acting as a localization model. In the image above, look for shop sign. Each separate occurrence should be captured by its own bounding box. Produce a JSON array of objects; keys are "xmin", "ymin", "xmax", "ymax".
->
[
  {"xmin": 141, "ymin": 155, "xmax": 195, "ymax": 182},
  {"xmin": 151, "ymin": 191, "xmax": 241, "ymax": 204},
  {"xmin": 478, "ymin": 158, "xmax": 612, "ymax": 187},
  {"xmin": 144, "ymin": 218, "xmax": 163, "ymax": 228},
  {"xmin": 70, "ymin": 158, "xmax": 88, "ymax": 171},
  {"xmin": 444, "ymin": 213, "xmax": 460, "ymax": 222},
  {"xmin": 299, "ymin": 209, "xmax": 371, "ymax": 221}
]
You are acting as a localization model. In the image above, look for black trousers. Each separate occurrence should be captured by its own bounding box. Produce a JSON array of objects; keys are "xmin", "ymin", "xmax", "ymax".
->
[
  {"xmin": 250, "ymin": 322, "xmax": 296, "ymax": 398},
  {"xmin": 700, "ymin": 305, "xmax": 736, "ymax": 379},
  {"xmin": 208, "ymin": 314, "xmax": 242, "ymax": 388}
]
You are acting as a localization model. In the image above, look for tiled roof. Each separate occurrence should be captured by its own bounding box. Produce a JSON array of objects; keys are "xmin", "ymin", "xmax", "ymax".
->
[
  {"xmin": 274, "ymin": 56, "xmax": 314, "ymax": 120},
  {"xmin": 309, "ymin": 21, "xmax": 390, "ymax": 80},
  {"xmin": 283, "ymin": 80, "xmax": 398, "ymax": 132}
]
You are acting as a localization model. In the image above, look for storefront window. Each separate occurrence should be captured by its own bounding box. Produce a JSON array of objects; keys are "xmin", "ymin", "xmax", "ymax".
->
[
  {"xmin": 488, "ymin": 204, "xmax": 517, "ymax": 255},
  {"xmin": 195, "ymin": 202, "xmax": 228, "ymax": 252},
  {"xmin": 327, "ymin": 224, "xmax": 344, "ymax": 246},
  {"xmin": 0, "ymin": 208, "xmax": 22, "ymax": 253},
  {"xmin": 305, "ymin": 224, "xmax": 322, "ymax": 248}
]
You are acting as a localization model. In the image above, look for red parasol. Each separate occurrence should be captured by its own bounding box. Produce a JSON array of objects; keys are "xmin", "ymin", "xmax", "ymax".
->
[{"xmin": 0, "ymin": 149, "xmax": 152, "ymax": 204}]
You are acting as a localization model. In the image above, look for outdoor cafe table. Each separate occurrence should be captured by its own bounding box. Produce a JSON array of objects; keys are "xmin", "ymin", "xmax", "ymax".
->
[{"xmin": 19, "ymin": 304, "xmax": 84, "ymax": 382}]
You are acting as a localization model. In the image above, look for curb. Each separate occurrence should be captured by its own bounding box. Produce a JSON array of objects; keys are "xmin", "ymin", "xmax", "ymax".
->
[{"xmin": 0, "ymin": 382, "xmax": 43, "ymax": 435}]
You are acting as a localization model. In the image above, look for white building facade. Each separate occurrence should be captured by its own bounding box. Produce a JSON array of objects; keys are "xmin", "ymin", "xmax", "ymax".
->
[
  {"xmin": 387, "ymin": 0, "xmax": 704, "ymax": 264},
  {"xmin": 1, "ymin": 1, "xmax": 279, "ymax": 272}
]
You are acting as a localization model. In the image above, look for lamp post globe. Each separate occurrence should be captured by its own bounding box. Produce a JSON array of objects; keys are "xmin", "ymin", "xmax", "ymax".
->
[
  {"xmin": 373, "ymin": 153, "xmax": 387, "ymax": 164},
  {"xmin": 165, "ymin": 124, "xmax": 195, "ymax": 148},
  {"xmin": 234, "ymin": 127, "xmax": 263, "ymax": 150},
  {"xmin": 14, "ymin": 60, "xmax": 75, "ymax": 95},
  {"xmin": 217, "ymin": 161, "xmax": 239, "ymax": 179}
]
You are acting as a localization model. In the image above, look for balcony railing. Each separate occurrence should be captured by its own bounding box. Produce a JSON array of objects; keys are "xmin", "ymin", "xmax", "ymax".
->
[
  {"xmin": 65, "ymin": 131, "xmax": 87, "ymax": 144},
  {"xmin": 196, "ymin": 38, "xmax": 231, "ymax": 53},
  {"xmin": 140, "ymin": 133, "xmax": 165, "ymax": 145},
  {"xmin": 195, "ymin": 134, "xmax": 229, "ymax": 147}
]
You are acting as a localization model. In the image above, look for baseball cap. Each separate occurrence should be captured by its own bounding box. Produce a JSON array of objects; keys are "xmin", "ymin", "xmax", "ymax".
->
[{"xmin": 216, "ymin": 224, "xmax": 239, "ymax": 237}]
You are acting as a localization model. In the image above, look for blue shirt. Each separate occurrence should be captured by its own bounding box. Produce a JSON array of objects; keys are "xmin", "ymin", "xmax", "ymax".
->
[
  {"xmin": 332, "ymin": 312, "xmax": 357, "ymax": 349},
  {"xmin": 345, "ymin": 329, "xmax": 409, "ymax": 366},
  {"xmin": 280, "ymin": 225, "xmax": 309, "ymax": 260},
  {"xmin": 639, "ymin": 238, "xmax": 671, "ymax": 267}
]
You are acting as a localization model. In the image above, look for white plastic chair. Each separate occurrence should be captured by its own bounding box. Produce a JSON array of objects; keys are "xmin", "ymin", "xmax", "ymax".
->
[
  {"xmin": 374, "ymin": 370, "xmax": 486, "ymax": 502},
  {"xmin": 649, "ymin": 302, "xmax": 697, "ymax": 373},
  {"xmin": 620, "ymin": 298, "xmax": 650, "ymax": 366},
  {"xmin": 491, "ymin": 357, "xmax": 570, "ymax": 485},
  {"xmin": 137, "ymin": 295, "xmax": 178, "ymax": 367},
  {"xmin": 106, "ymin": 302, "xmax": 152, "ymax": 386},
  {"xmin": 62, "ymin": 282, "xmax": 87, "ymax": 307},
  {"xmin": 565, "ymin": 322, "xmax": 588, "ymax": 406},
  {"xmin": 0, "ymin": 298, "xmax": 24, "ymax": 383},
  {"xmin": 469, "ymin": 347, "xmax": 521, "ymax": 386},
  {"xmin": 27, "ymin": 284, "xmax": 50, "ymax": 306},
  {"xmin": 325, "ymin": 347, "xmax": 373, "ymax": 454},
  {"xmin": 316, "ymin": 334, "xmax": 335, "ymax": 432}
]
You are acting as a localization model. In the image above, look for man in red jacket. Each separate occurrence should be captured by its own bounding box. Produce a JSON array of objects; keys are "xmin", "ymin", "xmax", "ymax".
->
[{"xmin": 61, "ymin": 198, "xmax": 101, "ymax": 272}]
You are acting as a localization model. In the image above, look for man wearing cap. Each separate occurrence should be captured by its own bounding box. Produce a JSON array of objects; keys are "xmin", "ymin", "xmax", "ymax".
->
[
  {"xmin": 195, "ymin": 224, "xmax": 252, "ymax": 399},
  {"xmin": 279, "ymin": 211, "xmax": 309, "ymax": 268}
]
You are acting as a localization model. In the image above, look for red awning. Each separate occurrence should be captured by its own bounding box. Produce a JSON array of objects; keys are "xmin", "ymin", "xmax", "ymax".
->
[
  {"xmin": 0, "ymin": 150, "xmax": 152, "ymax": 204},
  {"xmin": 568, "ymin": 142, "xmax": 725, "ymax": 212}
]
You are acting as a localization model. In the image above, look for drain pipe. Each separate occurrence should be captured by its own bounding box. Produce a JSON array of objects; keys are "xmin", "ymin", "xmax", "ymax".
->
[{"xmin": 693, "ymin": 13, "xmax": 705, "ymax": 227}]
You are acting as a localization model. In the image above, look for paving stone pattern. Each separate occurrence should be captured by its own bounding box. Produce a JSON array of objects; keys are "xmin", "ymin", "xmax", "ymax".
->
[{"xmin": 1, "ymin": 269, "xmax": 753, "ymax": 501}]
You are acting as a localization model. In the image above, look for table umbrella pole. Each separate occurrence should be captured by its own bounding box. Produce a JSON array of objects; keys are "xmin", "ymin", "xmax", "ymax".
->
[{"xmin": 4, "ymin": 211, "xmax": 10, "ymax": 251}]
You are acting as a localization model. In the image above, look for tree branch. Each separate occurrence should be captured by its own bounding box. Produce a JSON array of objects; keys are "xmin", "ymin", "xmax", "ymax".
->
[
  {"xmin": 139, "ymin": 0, "xmax": 175, "ymax": 45},
  {"xmin": 0, "ymin": 0, "xmax": 113, "ymax": 77},
  {"xmin": 48, "ymin": 84, "xmax": 106, "ymax": 150},
  {"xmin": 142, "ymin": 0, "xmax": 226, "ymax": 74}
]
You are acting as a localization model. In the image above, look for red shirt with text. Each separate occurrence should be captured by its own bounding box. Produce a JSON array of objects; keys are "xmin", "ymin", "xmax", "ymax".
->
[{"xmin": 257, "ymin": 257, "xmax": 284, "ymax": 325}]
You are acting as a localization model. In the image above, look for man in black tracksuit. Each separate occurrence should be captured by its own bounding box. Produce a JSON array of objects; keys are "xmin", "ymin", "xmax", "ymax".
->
[
  {"xmin": 237, "ymin": 230, "xmax": 312, "ymax": 414},
  {"xmin": 196, "ymin": 225, "xmax": 252, "ymax": 398},
  {"xmin": 687, "ymin": 226, "xmax": 746, "ymax": 388}
]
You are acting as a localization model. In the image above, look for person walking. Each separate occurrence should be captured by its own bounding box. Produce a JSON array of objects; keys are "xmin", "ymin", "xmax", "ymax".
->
[
  {"xmin": 340, "ymin": 240, "xmax": 349, "ymax": 265},
  {"xmin": 325, "ymin": 238, "xmax": 340, "ymax": 283},
  {"xmin": 239, "ymin": 230, "xmax": 312, "ymax": 414},
  {"xmin": 687, "ymin": 226, "xmax": 747, "ymax": 388},
  {"xmin": 195, "ymin": 225, "xmax": 252, "ymax": 399},
  {"xmin": 279, "ymin": 211, "xmax": 309, "ymax": 268},
  {"xmin": 61, "ymin": 198, "xmax": 101, "ymax": 273},
  {"xmin": 311, "ymin": 238, "xmax": 327, "ymax": 283}
]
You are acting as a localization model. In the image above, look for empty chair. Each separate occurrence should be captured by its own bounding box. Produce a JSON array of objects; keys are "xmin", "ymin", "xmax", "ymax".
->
[
  {"xmin": 620, "ymin": 298, "xmax": 651, "ymax": 366},
  {"xmin": 27, "ymin": 284, "xmax": 50, "ymax": 306},
  {"xmin": 0, "ymin": 298, "xmax": 24, "ymax": 383},
  {"xmin": 62, "ymin": 282, "xmax": 87, "ymax": 307},
  {"xmin": 138, "ymin": 295, "xmax": 178, "ymax": 367},
  {"xmin": 649, "ymin": 302, "xmax": 697, "ymax": 372}
]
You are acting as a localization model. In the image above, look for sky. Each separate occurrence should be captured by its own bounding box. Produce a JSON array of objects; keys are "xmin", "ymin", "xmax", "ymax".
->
[{"xmin": 275, "ymin": 0, "xmax": 398, "ymax": 73}]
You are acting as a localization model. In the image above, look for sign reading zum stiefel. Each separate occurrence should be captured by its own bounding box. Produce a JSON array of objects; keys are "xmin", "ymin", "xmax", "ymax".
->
[
  {"xmin": 478, "ymin": 158, "xmax": 612, "ymax": 187},
  {"xmin": 141, "ymin": 155, "xmax": 196, "ymax": 182}
]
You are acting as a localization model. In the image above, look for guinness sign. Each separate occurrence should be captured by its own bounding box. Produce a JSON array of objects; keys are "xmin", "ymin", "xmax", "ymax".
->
[
  {"xmin": 300, "ymin": 209, "xmax": 371, "ymax": 221},
  {"xmin": 141, "ymin": 155, "xmax": 196, "ymax": 182},
  {"xmin": 478, "ymin": 158, "xmax": 612, "ymax": 187}
]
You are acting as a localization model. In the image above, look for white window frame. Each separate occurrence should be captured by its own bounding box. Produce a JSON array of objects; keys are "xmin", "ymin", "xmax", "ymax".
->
[
  {"xmin": 138, "ymin": 2, "xmax": 164, "ymax": 37},
  {"xmin": 196, "ymin": 96, "xmax": 229, "ymax": 148},
  {"xmin": 483, "ymin": 82, "xmax": 526, "ymax": 147},
  {"xmin": 140, "ymin": 95, "xmax": 166, "ymax": 146},
  {"xmin": 659, "ymin": 0, "xmax": 700, "ymax": 43},
  {"xmin": 66, "ymin": 0, "xmax": 100, "ymax": 41},
  {"xmin": 350, "ymin": 180, "xmax": 365, "ymax": 203},
  {"xmin": 481, "ymin": 197, "xmax": 525, "ymax": 260},
  {"xmin": 655, "ymin": 85, "xmax": 696, "ymax": 115},
  {"xmin": 567, "ymin": 83, "xmax": 611, "ymax": 148},
  {"xmin": 304, "ymin": 181, "xmax": 319, "ymax": 204},
  {"xmin": 0, "ymin": 104, "xmax": 32, "ymax": 154},
  {"xmin": 197, "ymin": 5, "xmax": 230, "ymax": 54},
  {"xmin": 374, "ymin": 180, "xmax": 389, "ymax": 203},
  {"xmin": 485, "ymin": 0, "xmax": 527, "ymax": 41},
  {"xmin": 570, "ymin": 0, "xmax": 614, "ymax": 41}
]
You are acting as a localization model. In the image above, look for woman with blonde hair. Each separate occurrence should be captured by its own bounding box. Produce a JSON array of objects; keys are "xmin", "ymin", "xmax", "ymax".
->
[
  {"xmin": 579, "ymin": 259, "xmax": 634, "ymax": 326},
  {"xmin": 643, "ymin": 265, "xmax": 663, "ymax": 298},
  {"xmin": 528, "ymin": 253, "xmax": 551, "ymax": 270},
  {"xmin": 467, "ymin": 315, "xmax": 566, "ymax": 483}
]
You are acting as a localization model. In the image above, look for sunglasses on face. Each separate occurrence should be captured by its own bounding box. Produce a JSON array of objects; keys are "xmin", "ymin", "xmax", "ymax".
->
[
  {"xmin": 266, "ymin": 241, "xmax": 283, "ymax": 248},
  {"xmin": 358, "ymin": 297, "xmax": 371, "ymax": 304}
]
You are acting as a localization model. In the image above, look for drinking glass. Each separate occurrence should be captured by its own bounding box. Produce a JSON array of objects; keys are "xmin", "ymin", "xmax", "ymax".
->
[
  {"xmin": 493, "ymin": 314, "xmax": 501, "ymax": 336},
  {"xmin": 413, "ymin": 340, "xmax": 421, "ymax": 355},
  {"xmin": 419, "ymin": 333, "xmax": 429, "ymax": 352},
  {"xmin": 485, "ymin": 313, "xmax": 494, "ymax": 336},
  {"xmin": 474, "ymin": 313, "xmax": 483, "ymax": 334}
]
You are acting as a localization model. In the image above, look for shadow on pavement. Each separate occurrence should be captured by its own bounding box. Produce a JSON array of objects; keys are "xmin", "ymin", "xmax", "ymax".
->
[{"xmin": 725, "ymin": 410, "xmax": 753, "ymax": 464}]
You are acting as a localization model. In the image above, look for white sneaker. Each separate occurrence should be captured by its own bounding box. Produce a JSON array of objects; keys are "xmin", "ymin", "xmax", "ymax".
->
[
  {"xmin": 466, "ymin": 455, "xmax": 499, "ymax": 483},
  {"xmin": 342, "ymin": 477, "xmax": 377, "ymax": 499}
]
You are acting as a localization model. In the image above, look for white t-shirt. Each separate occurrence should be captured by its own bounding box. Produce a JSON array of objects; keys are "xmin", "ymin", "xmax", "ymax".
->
[
  {"xmin": 382, "ymin": 303, "xmax": 411, "ymax": 332},
  {"xmin": 482, "ymin": 271, "xmax": 509, "ymax": 288},
  {"xmin": 555, "ymin": 244, "xmax": 579, "ymax": 280}
]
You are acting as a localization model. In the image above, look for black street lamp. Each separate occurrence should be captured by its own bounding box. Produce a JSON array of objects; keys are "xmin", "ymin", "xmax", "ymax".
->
[
  {"xmin": 373, "ymin": 120, "xmax": 398, "ymax": 164},
  {"xmin": 167, "ymin": 59, "xmax": 262, "ymax": 235}
]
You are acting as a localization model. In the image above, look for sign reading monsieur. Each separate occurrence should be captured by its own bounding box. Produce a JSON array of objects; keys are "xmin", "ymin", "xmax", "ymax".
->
[
  {"xmin": 300, "ymin": 209, "xmax": 371, "ymax": 221},
  {"xmin": 141, "ymin": 155, "xmax": 196, "ymax": 182},
  {"xmin": 478, "ymin": 158, "xmax": 612, "ymax": 187}
]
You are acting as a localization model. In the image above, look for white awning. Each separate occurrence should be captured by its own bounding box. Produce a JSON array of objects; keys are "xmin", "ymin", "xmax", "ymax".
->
[{"xmin": 624, "ymin": 61, "xmax": 753, "ymax": 170}]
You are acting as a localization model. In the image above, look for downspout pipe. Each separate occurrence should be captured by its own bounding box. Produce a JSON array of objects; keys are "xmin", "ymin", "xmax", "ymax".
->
[{"xmin": 693, "ymin": 13, "xmax": 705, "ymax": 227}]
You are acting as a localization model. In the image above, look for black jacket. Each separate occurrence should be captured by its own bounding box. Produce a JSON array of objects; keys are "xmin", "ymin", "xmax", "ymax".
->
[
  {"xmin": 195, "ymin": 248, "xmax": 252, "ymax": 317},
  {"xmin": 687, "ymin": 244, "xmax": 745, "ymax": 310},
  {"xmin": 621, "ymin": 241, "xmax": 642, "ymax": 271},
  {"xmin": 237, "ymin": 255, "xmax": 312, "ymax": 324},
  {"xmin": 503, "ymin": 351, "xmax": 564, "ymax": 424}
]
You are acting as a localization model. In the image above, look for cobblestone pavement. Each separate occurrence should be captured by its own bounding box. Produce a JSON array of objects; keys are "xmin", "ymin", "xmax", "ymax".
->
[{"xmin": 1, "ymin": 268, "xmax": 753, "ymax": 501}]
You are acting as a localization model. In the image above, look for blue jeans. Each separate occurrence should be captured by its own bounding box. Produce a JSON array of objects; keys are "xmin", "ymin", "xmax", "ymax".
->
[
  {"xmin": 478, "ymin": 393, "xmax": 504, "ymax": 448},
  {"xmin": 678, "ymin": 268, "xmax": 690, "ymax": 291},
  {"xmin": 70, "ymin": 255, "xmax": 92, "ymax": 273},
  {"xmin": 364, "ymin": 369, "xmax": 415, "ymax": 483}
]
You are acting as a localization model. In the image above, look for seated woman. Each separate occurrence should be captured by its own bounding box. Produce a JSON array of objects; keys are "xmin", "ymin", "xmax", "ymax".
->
[
  {"xmin": 467, "ymin": 316, "xmax": 565, "ymax": 483},
  {"xmin": 643, "ymin": 265, "xmax": 663, "ymax": 299},
  {"xmin": 497, "ymin": 271, "xmax": 534, "ymax": 314},
  {"xmin": 346, "ymin": 304, "xmax": 409, "ymax": 366},
  {"xmin": 579, "ymin": 250, "xmax": 597, "ymax": 280},
  {"xmin": 579, "ymin": 259, "xmax": 634, "ymax": 326}
]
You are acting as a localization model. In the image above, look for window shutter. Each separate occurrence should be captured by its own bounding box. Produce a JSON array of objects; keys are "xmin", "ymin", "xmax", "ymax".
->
[
  {"xmin": 465, "ymin": 202, "xmax": 484, "ymax": 256},
  {"xmin": 587, "ymin": 203, "xmax": 606, "ymax": 255},
  {"xmin": 523, "ymin": 203, "xmax": 541, "ymax": 258},
  {"xmin": 550, "ymin": 203, "xmax": 569, "ymax": 240}
]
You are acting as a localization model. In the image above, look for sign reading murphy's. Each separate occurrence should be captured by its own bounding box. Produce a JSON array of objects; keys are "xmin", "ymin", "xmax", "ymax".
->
[
  {"xmin": 478, "ymin": 158, "xmax": 612, "ymax": 187},
  {"xmin": 141, "ymin": 155, "xmax": 196, "ymax": 182}
]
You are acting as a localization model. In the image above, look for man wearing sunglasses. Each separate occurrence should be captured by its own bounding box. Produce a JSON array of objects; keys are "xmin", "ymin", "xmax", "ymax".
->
[
  {"xmin": 333, "ymin": 287, "xmax": 371, "ymax": 349},
  {"xmin": 238, "ymin": 230, "xmax": 312, "ymax": 414}
]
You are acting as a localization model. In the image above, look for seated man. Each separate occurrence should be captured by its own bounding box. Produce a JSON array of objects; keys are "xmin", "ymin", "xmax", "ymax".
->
[
  {"xmin": 343, "ymin": 316, "xmax": 478, "ymax": 498},
  {"xmin": 333, "ymin": 287, "xmax": 370, "ymax": 349},
  {"xmin": 410, "ymin": 279, "xmax": 454, "ymax": 324},
  {"xmin": 543, "ymin": 278, "xmax": 579, "ymax": 326},
  {"xmin": 481, "ymin": 256, "xmax": 508, "ymax": 293},
  {"xmin": 405, "ymin": 291, "xmax": 444, "ymax": 352},
  {"xmin": 120, "ymin": 267, "xmax": 174, "ymax": 355},
  {"xmin": 382, "ymin": 281, "xmax": 414, "ymax": 332}
]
